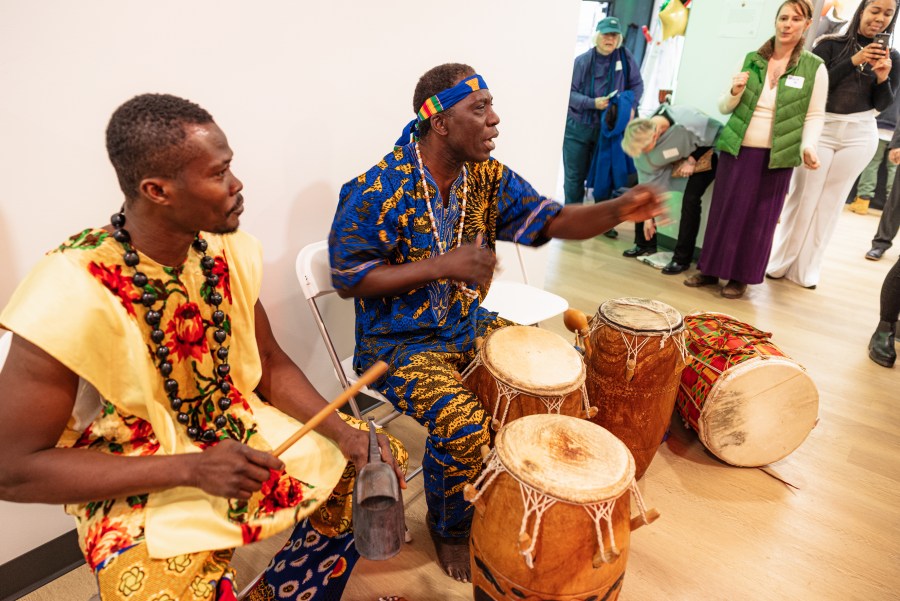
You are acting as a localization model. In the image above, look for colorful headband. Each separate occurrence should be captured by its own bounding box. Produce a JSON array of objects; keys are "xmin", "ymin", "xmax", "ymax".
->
[{"xmin": 395, "ymin": 74, "xmax": 490, "ymax": 147}]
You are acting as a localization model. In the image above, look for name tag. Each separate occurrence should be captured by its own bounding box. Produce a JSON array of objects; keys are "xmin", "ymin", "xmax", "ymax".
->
[
  {"xmin": 616, "ymin": 60, "xmax": 623, "ymax": 72},
  {"xmin": 786, "ymin": 75, "xmax": 805, "ymax": 89},
  {"xmin": 662, "ymin": 148, "xmax": 679, "ymax": 159}
]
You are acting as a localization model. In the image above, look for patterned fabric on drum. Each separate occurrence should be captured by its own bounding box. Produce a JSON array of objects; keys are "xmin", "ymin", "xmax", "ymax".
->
[{"xmin": 677, "ymin": 314, "xmax": 781, "ymax": 429}]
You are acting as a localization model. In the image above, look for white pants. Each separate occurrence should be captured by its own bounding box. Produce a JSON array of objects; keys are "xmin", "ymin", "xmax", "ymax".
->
[{"xmin": 768, "ymin": 112, "xmax": 878, "ymax": 287}]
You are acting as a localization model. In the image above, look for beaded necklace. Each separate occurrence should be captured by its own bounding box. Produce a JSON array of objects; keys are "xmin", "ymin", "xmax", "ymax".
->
[
  {"xmin": 413, "ymin": 142, "xmax": 479, "ymax": 300},
  {"xmin": 110, "ymin": 209, "xmax": 233, "ymax": 443}
]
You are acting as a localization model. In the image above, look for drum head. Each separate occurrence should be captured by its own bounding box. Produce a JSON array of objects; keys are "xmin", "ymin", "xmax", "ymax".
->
[
  {"xmin": 482, "ymin": 326, "xmax": 585, "ymax": 395},
  {"xmin": 598, "ymin": 297, "xmax": 684, "ymax": 334},
  {"xmin": 699, "ymin": 358, "xmax": 819, "ymax": 467},
  {"xmin": 495, "ymin": 414, "xmax": 634, "ymax": 504}
]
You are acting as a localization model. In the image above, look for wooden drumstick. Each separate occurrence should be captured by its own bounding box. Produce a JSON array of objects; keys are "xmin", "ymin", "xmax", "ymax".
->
[
  {"xmin": 563, "ymin": 309, "xmax": 592, "ymax": 358},
  {"xmin": 630, "ymin": 507, "xmax": 660, "ymax": 531},
  {"xmin": 272, "ymin": 361, "xmax": 388, "ymax": 457}
]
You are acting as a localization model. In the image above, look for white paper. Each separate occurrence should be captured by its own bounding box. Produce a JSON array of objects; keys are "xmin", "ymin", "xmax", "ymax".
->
[{"xmin": 721, "ymin": 0, "xmax": 762, "ymax": 38}]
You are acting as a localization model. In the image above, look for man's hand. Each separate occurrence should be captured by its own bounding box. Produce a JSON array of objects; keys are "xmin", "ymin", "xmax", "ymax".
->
[
  {"xmin": 615, "ymin": 184, "xmax": 667, "ymax": 224},
  {"xmin": 889, "ymin": 148, "xmax": 900, "ymax": 165},
  {"xmin": 437, "ymin": 232, "xmax": 496, "ymax": 286},
  {"xmin": 802, "ymin": 147, "xmax": 820, "ymax": 170},
  {"xmin": 643, "ymin": 219, "xmax": 657, "ymax": 239},
  {"xmin": 193, "ymin": 439, "xmax": 284, "ymax": 500},
  {"xmin": 335, "ymin": 426, "xmax": 406, "ymax": 489},
  {"xmin": 671, "ymin": 157, "xmax": 696, "ymax": 178},
  {"xmin": 594, "ymin": 96, "xmax": 610, "ymax": 111}
]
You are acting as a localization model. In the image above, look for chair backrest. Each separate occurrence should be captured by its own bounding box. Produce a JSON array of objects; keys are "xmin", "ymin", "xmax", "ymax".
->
[
  {"xmin": 0, "ymin": 330, "xmax": 11, "ymax": 372},
  {"xmin": 295, "ymin": 240, "xmax": 335, "ymax": 300}
]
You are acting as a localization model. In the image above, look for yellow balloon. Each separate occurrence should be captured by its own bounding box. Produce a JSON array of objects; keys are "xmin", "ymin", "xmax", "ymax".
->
[{"xmin": 660, "ymin": 0, "xmax": 689, "ymax": 40}]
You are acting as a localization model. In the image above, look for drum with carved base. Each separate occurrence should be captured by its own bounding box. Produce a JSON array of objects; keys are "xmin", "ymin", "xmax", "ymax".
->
[
  {"xmin": 585, "ymin": 298, "xmax": 687, "ymax": 479},
  {"xmin": 465, "ymin": 414, "xmax": 656, "ymax": 601},
  {"xmin": 676, "ymin": 312, "xmax": 819, "ymax": 467},
  {"xmin": 463, "ymin": 325, "xmax": 595, "ymax": 431}
]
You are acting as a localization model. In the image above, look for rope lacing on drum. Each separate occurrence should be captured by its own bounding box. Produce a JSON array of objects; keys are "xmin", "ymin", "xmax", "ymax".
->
[
  {"xmin": 589, "ymin": 300, "xmax": 689, "ymax": 371},
  {"xmin": 460, "ymin": 354, "xmax": 482, "ymax": 380}
]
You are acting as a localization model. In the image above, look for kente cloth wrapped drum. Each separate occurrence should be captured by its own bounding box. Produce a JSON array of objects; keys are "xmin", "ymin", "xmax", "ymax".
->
[
  {"xmin": 676, "ymin": 312, "xmax": 819, "ymax": 467},
  {"xmin": 462, "ymin": 325, "xmax": 594, "ymax": 431},
  {"xmin": 585, "ymin": 298, "xmax": 687, "ymax": 479},
  {"xmin": 465, "ymin": 414, "xmax": 653, "ymax": 601}
]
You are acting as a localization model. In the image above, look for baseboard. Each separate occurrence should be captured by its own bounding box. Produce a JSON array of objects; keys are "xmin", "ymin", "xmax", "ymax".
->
[{"xmin": 0, "ymin": 529, "xmax": 84, "ymax": 601}]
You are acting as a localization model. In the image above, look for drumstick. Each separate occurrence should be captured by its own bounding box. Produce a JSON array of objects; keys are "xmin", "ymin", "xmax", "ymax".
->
[
  {"xmin": 272, "ymin": 361, "xmax": 388, "ymax": 457},
  {"xmin": 563, "ymin": 308, "xmax": 592, "ymax": 357}
]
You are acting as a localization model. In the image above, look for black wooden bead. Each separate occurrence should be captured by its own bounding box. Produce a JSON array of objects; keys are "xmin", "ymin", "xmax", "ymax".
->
[
  {"xmin": 216, "ymin": 364, "xmax": 230, "ymax": 377},
  {"xmin": 209, "ymin": 292, "xmax": 223, "ymax": 306},
  {"xmin": 187, "ymin": 426, "xmax": 200, "ymax": 439},
  {"xmin": 177, "ymin": 412, "xmax": 190, "ymax": 424},
  {"xmin": 156, "ymin": 345, "xmax": 170, "ymax": 359},
  {"xmin": 113, "ymin": 228, "xmax": 130, "ymax": 243},
  {"xmin": 111, "ymin": 213, "xmax": 126, "ymax": 228},
  {"xmin": 192, "ymin": 238, "xmax": 208, "ymax": 253},
  {"xmin": 159, "ymin": 362, "xmax": 172, "ymax": 376},
  {"xmin": 214, "ymin": 415, "xmax": 227, "ymax": 429},
  {"xmin": 133, "ymin": 272, "xmax": 148, "ymax": 288},
  {"xmin": 142, "ymin": 291, "xmax": 157, "ymax": 307},
  {"xmin": 201, "ymin": 429, "xmax": 216, "ymax": 442},
  {"xmin": 164, "ymin": 378, "xmax": 178, "ymax": 394},
  {"xmin": 124, "ymin": 251, "xmax": 140, "ymax": 267},
  {"xmin": 201, "ymin": 256, "xmax": 215, "ymax": 271},
  {"xmin": 206, "ymin": 274, "xmax": 220, "ymax": 287},
  {"xmin": 145, "ymin": 310, "xmax": 162, "ymax": 326},
  {"xmin": 150, "ymin": 328, "xmax": 165, "ymax": 343},
  {"xmin": 212, "ymin": 310, "xmax": 225, "ymax": 324},
  {"xmin": 170, "ymin": 397, "xmax": 183, "ymax": 411},
  {"xmin": 218, "ymin": 397, "xmax": 232, "ymax": 411},
  {"xmin": 214, "ymin": 330, "xmax": 227, "ymax": 343},
  {"xmin": 219, "ymin": 381, "xmax": 231, "ymax": 394},
  {"xmin": 216, "ymin": 347, "xmax": 229, "ymax": 360}
]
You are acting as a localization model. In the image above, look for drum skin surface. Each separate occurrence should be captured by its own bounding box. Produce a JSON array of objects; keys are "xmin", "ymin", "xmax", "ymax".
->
[
  {"xmin": 470, "ymin": 415, "xmax": 634, "ymax": 601},
  {"xmin": 586, "ymin": 298, "xmax": 686, "ymax": 479},
  {"xmin": 467, "ymin": 325, "xmax": 589, "ymax": 427},
  {"xmin": 677, "ymin": 313, "xmax": 819, "ymax": 467}
]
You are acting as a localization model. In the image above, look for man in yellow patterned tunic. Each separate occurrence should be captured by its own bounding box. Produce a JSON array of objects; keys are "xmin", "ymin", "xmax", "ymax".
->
[
  {"xmin": 0, "ymin": 94, "xmax": 405, "ymax": 600},
  {"xmin": 329, "ymin": 63, "xmax": 664, "ymax": 582}
]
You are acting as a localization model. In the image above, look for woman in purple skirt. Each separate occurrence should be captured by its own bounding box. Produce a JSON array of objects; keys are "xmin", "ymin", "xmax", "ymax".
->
[{"xmin": 684, "ymin": 0, "xmax": 829, "ymax": 299}]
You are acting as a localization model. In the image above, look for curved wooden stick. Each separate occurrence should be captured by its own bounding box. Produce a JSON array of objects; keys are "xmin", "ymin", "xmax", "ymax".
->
[
  {"xmin": 272, "ymin": 361, "xmax": 389, "ymax": 457},
  {"xmin": 630, "ymin": 508, "xmax": 660, "ymax": 532}
]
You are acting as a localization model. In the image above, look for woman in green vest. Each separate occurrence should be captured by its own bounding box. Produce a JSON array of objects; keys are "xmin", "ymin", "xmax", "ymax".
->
[
  {"xmin": 683, "ymin": 0, "xmax": 828, "ymax": 299},
  {"xmin": 768, "ymin": 0, "xmax": 899, "ymax": 288}
]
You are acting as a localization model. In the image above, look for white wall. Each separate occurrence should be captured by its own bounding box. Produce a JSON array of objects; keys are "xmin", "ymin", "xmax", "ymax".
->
[{"xmin": 0, "ymin": 0, "xmax": 580, "ymax": 563}]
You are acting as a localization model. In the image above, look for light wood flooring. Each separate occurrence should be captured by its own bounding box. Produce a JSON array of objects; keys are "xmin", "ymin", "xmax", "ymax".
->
[{"xmin": 22, "ymin": 208, "xmax": 900, "ymax": 601}]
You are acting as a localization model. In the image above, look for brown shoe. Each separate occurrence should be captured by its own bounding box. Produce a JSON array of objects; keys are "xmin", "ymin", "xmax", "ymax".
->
[
  {"xmin": 684, "ymin": 273, "xmax": 718, "ymax": 287},
  {"xmin": 721, "ymin": 280, "xmax": 747, "ymax": 299}
]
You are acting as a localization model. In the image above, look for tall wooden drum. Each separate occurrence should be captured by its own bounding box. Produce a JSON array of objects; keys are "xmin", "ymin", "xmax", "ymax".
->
[
  {"xmin": 465, "ymin": 414, "xmax": 655, "ymax": 601},
  {"xmin": 585, "ymin": 298, "xmax": 687, "ymax": 479},
  {"xmin": 676, "ymin": 312, "xmax": 819, "ymax": 467},
  {"xmin": 463, "ymin": 325, "xmax": 594, "ymax": 431}
]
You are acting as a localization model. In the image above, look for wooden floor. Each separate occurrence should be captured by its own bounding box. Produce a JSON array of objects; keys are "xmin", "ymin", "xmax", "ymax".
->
[{"xmin": 23, "ymin": 208, "xmax": 900, "ymax": 601}]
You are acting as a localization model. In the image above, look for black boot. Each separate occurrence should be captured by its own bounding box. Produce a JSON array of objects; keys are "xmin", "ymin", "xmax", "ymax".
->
[{"xmin": 868, "ymin": 321, "xmax": 897, "ymax": 368}]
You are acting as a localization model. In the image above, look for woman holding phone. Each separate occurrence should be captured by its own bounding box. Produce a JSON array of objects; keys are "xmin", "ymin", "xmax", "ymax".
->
[
  {"xmin": 768, "ymin": 0, "xmax": 900, "ymax": 288},
  {"xmin": 685, "ymin": 0, "xmax": 828, "ymax": 299}
]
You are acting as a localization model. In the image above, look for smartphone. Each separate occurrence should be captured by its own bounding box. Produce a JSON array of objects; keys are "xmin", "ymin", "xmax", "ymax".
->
[{"xmin": 875, "ymin": 32, "xmax": 891, "ymax": 51}]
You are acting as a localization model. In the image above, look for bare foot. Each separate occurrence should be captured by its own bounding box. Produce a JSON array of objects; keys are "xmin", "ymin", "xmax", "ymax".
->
[{"xmin": 430, "ymin": 531, "xmax": 471, "ymax": 583}]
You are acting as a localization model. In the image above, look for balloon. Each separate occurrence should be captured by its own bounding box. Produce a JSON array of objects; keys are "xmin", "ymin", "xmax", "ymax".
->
[{"xmin": 660, "ymin": 0, "xmax": 689, "ymax": 41}]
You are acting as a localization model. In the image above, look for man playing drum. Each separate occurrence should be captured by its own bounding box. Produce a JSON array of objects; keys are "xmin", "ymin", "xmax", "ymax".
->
[
  {"xmin": 328, "ymin": 62, "xmax": 665, "ymax": 582},
  {"xmin": 0, "ymin": 94, "xmax": 405, "ymax": 601}
]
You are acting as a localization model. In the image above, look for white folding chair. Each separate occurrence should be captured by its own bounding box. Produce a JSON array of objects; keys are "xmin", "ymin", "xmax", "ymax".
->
[{"xmin": 481, "ymin": 241, "xmax": 568, "ymax": 326}]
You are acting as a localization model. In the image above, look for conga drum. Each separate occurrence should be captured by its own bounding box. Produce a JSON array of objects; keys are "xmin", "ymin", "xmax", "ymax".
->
[
  {"xmin": 463, "ymin": 325, "xmax": 595, "ymax": 431},
  {"xmin": 464, "ymin": 414, "xmax": 657, "ymax": 601},
  {"xmin": 585, "ymin": 298, "xmax": 687, "ymax": 479},
  {"xmin": 676, "ymin": 312, "xmax": 819, "ymax": 467}
]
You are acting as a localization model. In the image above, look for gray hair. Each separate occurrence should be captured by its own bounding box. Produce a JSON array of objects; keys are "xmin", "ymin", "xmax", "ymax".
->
[{"xmin": 621, "ymin": 118, "xmax": 656, "ymax": 158}]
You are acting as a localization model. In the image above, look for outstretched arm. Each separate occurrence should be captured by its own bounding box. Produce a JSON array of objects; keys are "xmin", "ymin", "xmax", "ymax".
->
[
  {"xmin": 0, "ymin": 335, "xmax": 281, "ymax": 504},
  {"xmin": 542, "ymin": 185, "xmax": 666, "ymax": 240}
]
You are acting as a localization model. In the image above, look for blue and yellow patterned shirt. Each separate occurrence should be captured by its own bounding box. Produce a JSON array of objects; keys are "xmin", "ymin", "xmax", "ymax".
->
[{"xmin": 329, "ymin": 143, "xmax": 562, "ymax": 372}]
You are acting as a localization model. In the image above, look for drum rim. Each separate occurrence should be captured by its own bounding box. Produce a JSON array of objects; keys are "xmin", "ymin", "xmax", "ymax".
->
[
  {"xmin": 480, "ymin": 325, "xmax": 587, "ymax": 396},
  {"xmin": 695, "ymin": 356, "xmax": 819, "ymax": 467},
  {"xmin": 494, "ymin": 415, "xmax": 635, "ymax": 503},
  {"xmin": 596, "ymin": 297, "xmax": 685, "ymax": 336}
]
